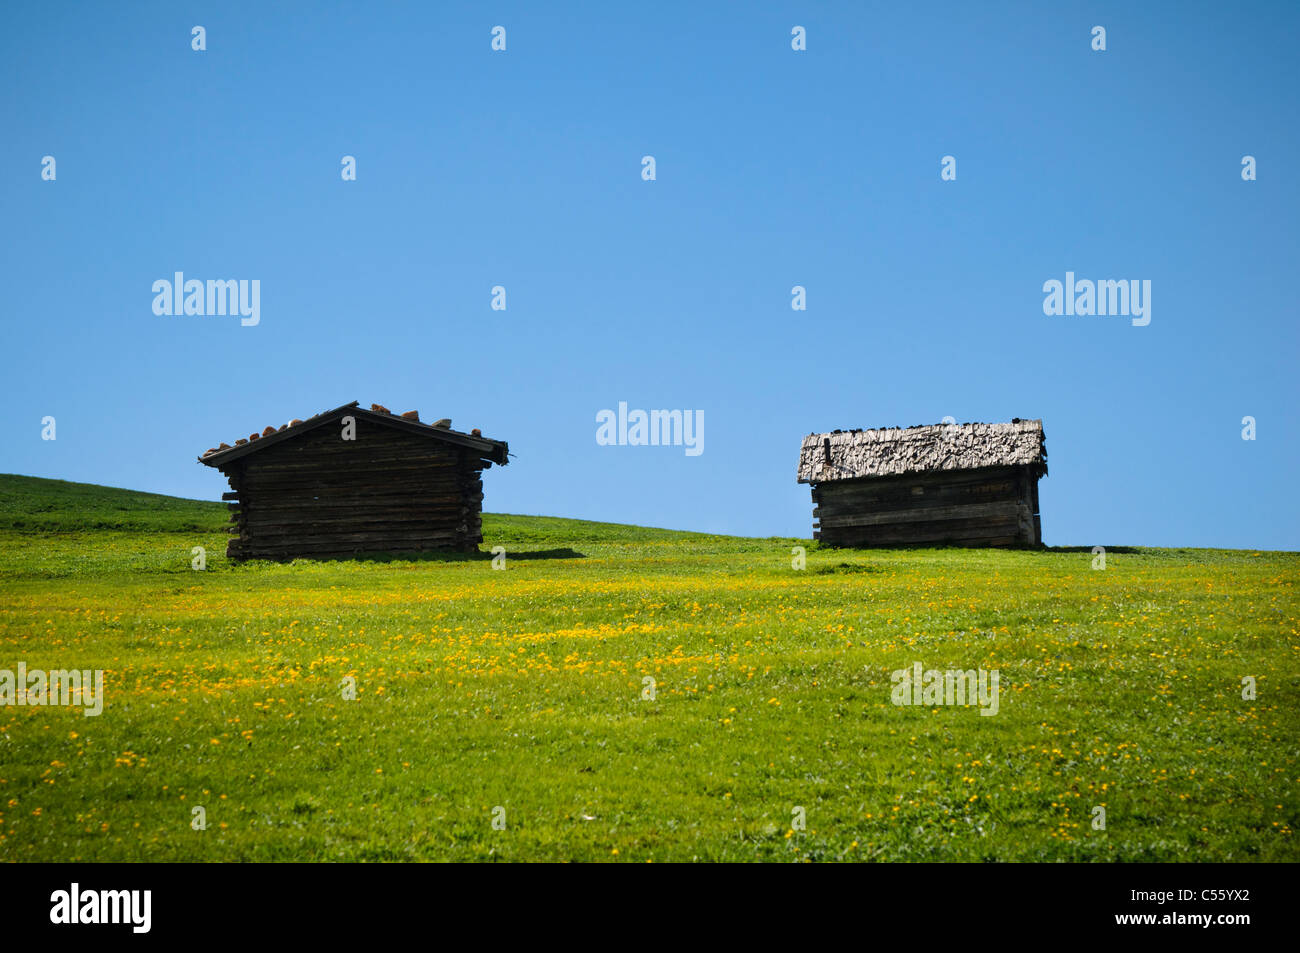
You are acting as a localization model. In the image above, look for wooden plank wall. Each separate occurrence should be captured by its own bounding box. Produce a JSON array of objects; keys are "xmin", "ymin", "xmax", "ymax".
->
[
  {"xmin": 220, "ymin": 423, "xmax": 489, "ymax": 560},
  {"xmin": 811, "ymin": 465, "xmax": 1041, "ymax": 548}
]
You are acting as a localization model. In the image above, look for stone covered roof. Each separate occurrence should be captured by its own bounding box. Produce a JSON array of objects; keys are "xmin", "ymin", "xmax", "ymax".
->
[{"xmin": 797, "ymin": 419, "xmax": 1046, "ymax": 484}]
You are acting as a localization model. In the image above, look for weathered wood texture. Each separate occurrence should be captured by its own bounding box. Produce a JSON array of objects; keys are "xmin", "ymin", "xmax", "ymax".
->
[
  {"xmin": 810, "ymin": 465, "xmax": 1042, "ymax": 548},
  {"xmin": 217, "ymin": 421, "xmax": 493, "ymax": 561}
]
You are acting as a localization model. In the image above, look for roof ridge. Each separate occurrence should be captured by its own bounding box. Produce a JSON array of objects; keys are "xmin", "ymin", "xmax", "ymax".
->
[{"xmin": 198, "ymin": 401, "xmax": 507, "ymax": 467}]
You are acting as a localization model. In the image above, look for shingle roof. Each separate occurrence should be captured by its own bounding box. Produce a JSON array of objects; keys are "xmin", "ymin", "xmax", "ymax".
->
[
  {"xmin": 796, "ymin": 419, "xmax": 1046, "ymax": 484},
  {"xmin": 197, "ymin": 401, "xmax": 508, "ymax": 468}
]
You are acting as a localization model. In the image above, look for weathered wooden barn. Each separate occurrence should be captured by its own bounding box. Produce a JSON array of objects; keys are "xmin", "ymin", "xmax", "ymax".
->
[
  {"xmin": 797, "ymin": 419, "xmax": 1046, "ymax": 548},
  {"xmin": 198, "ymin": 401, "xmax": 508, "ymax": 561}
]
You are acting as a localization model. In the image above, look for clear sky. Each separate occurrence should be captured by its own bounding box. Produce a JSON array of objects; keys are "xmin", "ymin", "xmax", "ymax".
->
[{"xmin": 3, "ymin": 1, "xmax": 1297, "ymax": 548}]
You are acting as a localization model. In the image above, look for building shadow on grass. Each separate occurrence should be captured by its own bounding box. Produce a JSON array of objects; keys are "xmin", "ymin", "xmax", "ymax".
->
[
  {"xmin": 807, "ymin": 544, "xmax": 1143, "ymax": 557},
  {"xmin": 1044, "ymin": 545, "xmax": 1142, "ymax": 554},
  {"xmin": 345, "ymin": 547, "xmax": 587, "ymax": 564},
  {"xmin": 815, "ymin": 561, "xmax": 885, "ymax": 574}
]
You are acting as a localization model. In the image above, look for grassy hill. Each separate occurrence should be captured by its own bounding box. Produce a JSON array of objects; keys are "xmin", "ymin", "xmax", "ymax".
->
[
  {"xmin": 0, "ymin": 472, "xmax": 700, "ymax": 541},
  {"xmin": 0, "ymin": 473, "xmax": 227, "ymax": 532},
  {"xmin": 0, "ymin": 474, "xmax": 720, "ymax": 578},
  {"xmin": 0, "ymin": 474, "xmax": 1295, "ymax": 862}
]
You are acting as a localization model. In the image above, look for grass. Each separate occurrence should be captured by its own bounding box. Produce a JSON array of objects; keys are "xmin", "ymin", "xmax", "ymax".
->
[{"xmin": 0, "ymin": 472, "xmax": 1296, "ymax": 861}]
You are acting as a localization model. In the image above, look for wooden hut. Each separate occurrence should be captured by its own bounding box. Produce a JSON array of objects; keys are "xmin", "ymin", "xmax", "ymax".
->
[
  {"xmin": 198, "ymin": 401, "xmax": 508, "ymax": 561},
  {"xmin": 796, "ymin": 419, "xmax": 1046, "ymax": 548}
]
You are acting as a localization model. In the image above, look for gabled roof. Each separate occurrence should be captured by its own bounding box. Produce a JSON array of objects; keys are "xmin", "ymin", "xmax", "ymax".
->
[
  {"xmin": 797, "ymin": 419, "xmax": 1046, "ymax": 484},
  {"xmin": 197, "ymin": 401, "xmax": 509, "ymax": 468}
]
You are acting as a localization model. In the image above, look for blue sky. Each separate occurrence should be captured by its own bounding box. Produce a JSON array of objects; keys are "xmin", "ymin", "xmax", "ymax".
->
[{"xmin": 3, "ymin": 1, "xmax": 1297, "ymax": 548}]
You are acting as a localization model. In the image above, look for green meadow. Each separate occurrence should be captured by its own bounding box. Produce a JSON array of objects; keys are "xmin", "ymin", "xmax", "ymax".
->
[{"xmin": 0, "ymin": 473, "xmax": 1295, "ymax": 861}]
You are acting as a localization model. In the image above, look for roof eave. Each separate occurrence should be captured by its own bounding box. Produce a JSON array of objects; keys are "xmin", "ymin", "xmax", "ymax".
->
[{"xmin": 198, "ymin": 402, "xmax": 508, "ymax": 468}]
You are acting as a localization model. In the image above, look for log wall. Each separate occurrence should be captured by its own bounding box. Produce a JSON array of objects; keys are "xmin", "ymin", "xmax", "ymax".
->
[
  {"xmin": 219, "ymin": 422, "xmax": 491, "ymax": 560},
  {"xmin": 811, "ymin": 465, "xmax": 1042, "ymax": 548}
]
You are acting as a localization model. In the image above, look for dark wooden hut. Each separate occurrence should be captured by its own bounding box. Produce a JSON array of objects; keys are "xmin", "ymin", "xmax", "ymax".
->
[
  {"xmin": 198, "ymin": 400, "xmax": 508, "ymax": 561},
  {"xmin": 797, "ymin": 419, "xmax": 1046, "ymax": 548}
]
